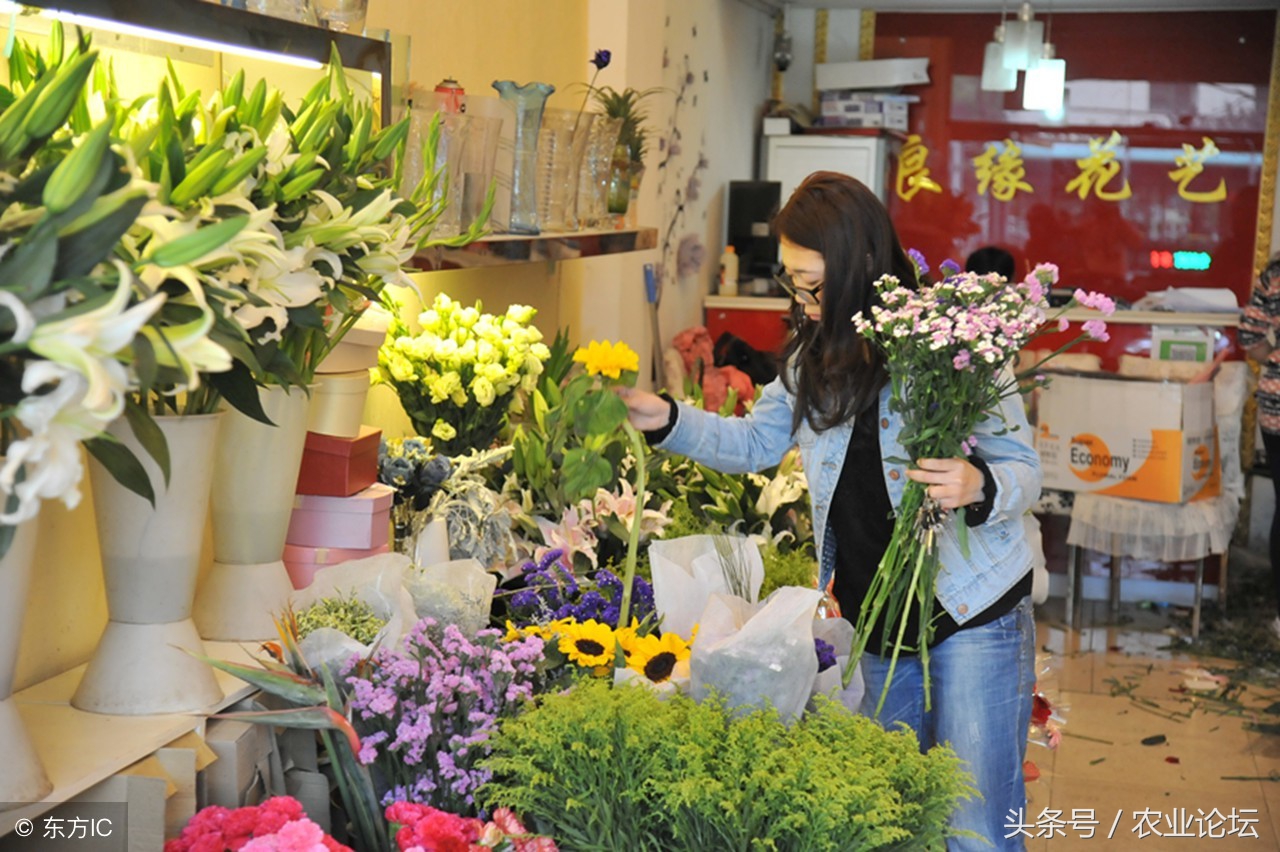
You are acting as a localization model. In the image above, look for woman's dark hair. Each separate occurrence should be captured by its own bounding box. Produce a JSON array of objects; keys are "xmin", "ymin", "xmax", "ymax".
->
[{"xmin": 773, "ymin": 171, "xmax": 916, "ymax": 434}]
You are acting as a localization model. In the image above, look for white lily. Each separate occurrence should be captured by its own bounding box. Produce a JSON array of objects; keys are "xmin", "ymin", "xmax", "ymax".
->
[
  {"xmin": 141, "ymin": 308, "xmax": 233, "ymax": 390},
  {"xmin": 27, "ymin": 262, "xmax": 167, "ymax": 421},
  {"xmin": 0, "ymin": 290, "xmax": 35, "ymax": 344},
  {"xmin": 0, "ymin": 367, "xmax": 107, "ymax": 524}
]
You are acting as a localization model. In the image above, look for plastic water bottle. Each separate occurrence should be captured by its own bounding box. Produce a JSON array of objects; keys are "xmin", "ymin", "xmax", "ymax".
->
[{"xmin": 719, "ymin": 245, "xmax": 739, "ymax": 296}]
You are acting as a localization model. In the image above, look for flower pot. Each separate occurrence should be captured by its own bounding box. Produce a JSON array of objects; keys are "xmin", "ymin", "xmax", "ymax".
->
[
  {"xmin": 307, "ymin": 370, "xmax": 370, "ymax": 439},
  {"xmin": 195, "ymin": 385, "xmax": 312, "ymax": 640},
  {"xmin": 0, "ymin": 519, "xmax": 52, "ymax": 806},
  {"xmin": 74, "ymin": 414, "xmax": 224, "ymax": 715}
]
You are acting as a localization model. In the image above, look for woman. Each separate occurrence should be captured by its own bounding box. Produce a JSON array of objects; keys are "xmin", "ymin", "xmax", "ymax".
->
[
  {"xmin": 621, "ymin": 172, "xmax": 1040, "ymax": 850},
  {"xmin": 1238, "ymin": 252, "xmax": 1280, "ymax": 639}
]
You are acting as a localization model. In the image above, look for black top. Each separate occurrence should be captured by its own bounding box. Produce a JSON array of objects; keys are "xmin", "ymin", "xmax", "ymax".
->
[{"xmin": 831, "ymin": 406, "xmax": 1031, "ymax": 655}]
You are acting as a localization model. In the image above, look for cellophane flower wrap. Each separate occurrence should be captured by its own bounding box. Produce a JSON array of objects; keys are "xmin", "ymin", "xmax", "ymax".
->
[
  {"xmin": 374, "ymin": 294, "xmax": 550, "ymax": 455},
  {"xmin": 846, "ymin": 259, "xmax": 1112, "ymax": 711}
]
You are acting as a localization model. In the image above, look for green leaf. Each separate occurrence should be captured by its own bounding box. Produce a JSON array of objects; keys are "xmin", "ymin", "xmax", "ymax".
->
[
  {"xmin": 208, "ymin": 360, "xmax": 273, "ymax": 425},
  {"xmin": 124, "ymin": 398, "xmax": 170, "ymax": 490},
  {"xmin": 955, "ymin": 509, "xmax": 971, "ymax": 559},
  {"xmin": 574, "ymin": 389, "xmax": 627, "ymax": 438},
  {"xmin": 0, "ymin": 219, "xmax": 58, "ymax": 302},
  {"xmin": 84, "ymin": 435, "xmax": 156, "ymax": 507},
  {"xmin": 147, "ymin": 214, "xmax": 248, "ymax": 268},
  {"xmin": 563, "ymin": 447, "xmax": 611, "ymax": 502},
  {"xmin": 55, "ymin": 191, "xmax": 148, "ymax": 280},
  {"xmin": 198, "ymin": 655, "xmax": 328, "ymax": 705}
]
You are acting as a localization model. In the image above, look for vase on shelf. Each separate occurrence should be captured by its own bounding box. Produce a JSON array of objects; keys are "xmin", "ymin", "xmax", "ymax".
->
[
  {"xmin": 403, "ymin": 108, "xmax": 470, "ymax": 239},
  {"xmin": 0, "ymin": 519, "xmax": 51, "ymax": 806},
  {"xmin": 578, "ymin": 116, "xmax": 623, "ymax": 230},
  {"xmin": 606, "ymin": 143, "xmax": 632, "ymax": 218},
  {"xmin": 536, "ymin": 108, "xmax": 595, "ymax": 233},
  {"xmin": 492, "ymin": 80, "xmax": 554, "ymax": 235},
  {"xmin": 195, "ymin": 385, "xmax": 312, "ymax": 641},
  {"xmin": 74, "ymin": 414, "xmax": 225, "ymax": 716},
  {"xmin": 624, "ymin": 162, "xmax": 646, "ymax": 228}
]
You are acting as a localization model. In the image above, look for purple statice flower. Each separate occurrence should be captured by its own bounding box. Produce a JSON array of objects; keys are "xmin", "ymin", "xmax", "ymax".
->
[
  {"xmin": 906, "ymin": 248, "xmax": 929, "ymax": 277},
  {"xmin": 345, "ymin": 617, "xmax": 545, "ymax": 816},
  {"xmin": 814, "ymin": 637, "xmax": 837, "ymax": 673},
  {"xmin": 939, "ymin": 258, "xmax": 962, "ymax": 277}
]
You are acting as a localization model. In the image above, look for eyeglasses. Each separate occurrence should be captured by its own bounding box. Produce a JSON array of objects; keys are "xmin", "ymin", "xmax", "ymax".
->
[{"xmin": 774, "ymin": 270, "xmax": 824, "ymax": 305}]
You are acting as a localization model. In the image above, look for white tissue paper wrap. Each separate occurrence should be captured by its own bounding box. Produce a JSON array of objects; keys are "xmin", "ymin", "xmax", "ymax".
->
[
  {"xmin": 291, "ymin": 552, "xmax": 417, "ymax": 674},
  {"xmin": 690, "ymin": 585, "xmax": 823, "ymax": 721},
  {"xmin": 649, "ymin": 534, "xmax": 764, "ymax": 640},
  {"xmin": 810, "ymin": 616, "xmax": 864, "ymax": 714},
  {"xmin": 405, "ymin": 557, "xmax": 498, "ymax": 637}
]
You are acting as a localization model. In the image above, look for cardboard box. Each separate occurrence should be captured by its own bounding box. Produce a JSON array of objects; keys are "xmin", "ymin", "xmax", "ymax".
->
[
  {"xmin": 283, "ymin": 541, "xmax": 392, "ymax": 588},
  {"xmin": 762, "ymin": 117, "xmax": 791, "ymax": 136},
  {"xmin": 1152, "ymin": 325, "xmax": 1213, "ymax": 362},
  {"xmin": 295, "ymin": 425, "xmax": 380, "ymax": 497},
  {"xmin": 815, "ymin": 57, "xmax": 930, "ymax": 91},
  {"xmin": 1035, "ymin": 373, "xmax": 1220, "ymax": 503},
  {"xmin": 286, "ymin": 483, "xmax": 393, "ymax": 550},
  {"xmin": 202, "ymin": 719, "xmax": 271, "ymax": 808}
]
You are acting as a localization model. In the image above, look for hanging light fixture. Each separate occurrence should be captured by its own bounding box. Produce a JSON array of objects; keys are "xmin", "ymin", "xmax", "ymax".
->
[
  {"xmin": 1001, "ymin": 2, "xmax": 1045, "ymax": 71},
  {"xmin": 980, "ymin": 23, "xmax": 1018, "ymax": 92},
  {"xmin": 1022, "ymin": 3, "xmax": 1066, "ymax": 115},
  {"xmin": 1023, "ymin": 42, "xmax": 1066, "ymax": 112}
]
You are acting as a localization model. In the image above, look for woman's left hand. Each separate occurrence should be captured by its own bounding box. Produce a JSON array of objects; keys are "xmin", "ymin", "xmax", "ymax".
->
[{"xmin": 906, "ymin": 458, "xmax": 984, "ymax": 509}]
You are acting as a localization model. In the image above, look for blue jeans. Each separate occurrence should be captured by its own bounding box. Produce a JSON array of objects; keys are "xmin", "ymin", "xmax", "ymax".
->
[{"xmin": 860, "ymin": 596, "xmax": 1036, "ymax": 851}]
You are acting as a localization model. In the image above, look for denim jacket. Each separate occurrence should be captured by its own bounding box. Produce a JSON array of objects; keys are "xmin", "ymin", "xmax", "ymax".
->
[{"xmin": 656, "ymin": 375, "xmax": 1042, "ymax": 625}]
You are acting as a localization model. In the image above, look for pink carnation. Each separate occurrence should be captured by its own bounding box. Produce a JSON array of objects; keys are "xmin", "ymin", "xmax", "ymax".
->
[{"xmin": 953, "ymin": 350, "xmax": 972, "ymax": 370}]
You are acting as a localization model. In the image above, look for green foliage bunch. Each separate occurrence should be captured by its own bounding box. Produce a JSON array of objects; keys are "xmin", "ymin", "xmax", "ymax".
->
[
  {"xmin": 481, "ymin": 678, "xmax": 974, "ymax": 851},
  {"xmin": 294, "ymin": 593, "xmax": 386, "ymax": 645},
  {"xmin": 590, "ymin": 86, "xmax": 661, "ymax": 164}
]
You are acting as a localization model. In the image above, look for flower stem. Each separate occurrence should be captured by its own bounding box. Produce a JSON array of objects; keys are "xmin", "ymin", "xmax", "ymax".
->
[
  {"xmin": 873, "ymin": 527, "xmax": 930, "ymax": 717},
  {"xmin": 616, "ymin": 422, "xmax": 646, "ymax": 631}
]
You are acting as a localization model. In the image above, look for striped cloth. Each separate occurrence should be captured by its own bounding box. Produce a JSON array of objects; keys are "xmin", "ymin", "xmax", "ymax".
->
[{"xmin": 1239, "ymin": 254, "xmax": 1280, "ymax": 434}]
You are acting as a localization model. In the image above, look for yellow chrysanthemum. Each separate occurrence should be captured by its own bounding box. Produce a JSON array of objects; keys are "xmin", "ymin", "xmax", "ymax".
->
[
  {"xmin": 557, "ymin": 619, "xmax": 617, "ymax": 668},
  {"xmin": 573, "ymin": 340, "xmax": 639, "ymax": 380},
  {"xmin": 627, "ymin": 631, "xmax": 691, "ymax": 684}
]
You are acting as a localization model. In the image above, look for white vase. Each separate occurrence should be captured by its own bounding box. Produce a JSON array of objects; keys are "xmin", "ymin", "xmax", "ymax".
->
[
  {"xmin": 306, "ymin": 370, "xmax": 370, "ymax": 438},
  {"xmin": 73, "ymin": 414, "xmax": 225, "ymax": 715},
  {"xmin": 196, "ymin": 386, "xmax": 311, "ymax": 640},
  {"xmin": 0, "ymin": 519, "xmax": 51, "ymax": 806}
]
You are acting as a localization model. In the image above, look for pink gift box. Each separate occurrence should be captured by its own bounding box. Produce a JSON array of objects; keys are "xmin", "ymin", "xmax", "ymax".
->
[
  {"xmin": 286, "ymin": 483, "xmax": 394, "ymax": 550},
  {"xmin": 283, "ymin": 542, "xmax": 392, "ymax": 589}
]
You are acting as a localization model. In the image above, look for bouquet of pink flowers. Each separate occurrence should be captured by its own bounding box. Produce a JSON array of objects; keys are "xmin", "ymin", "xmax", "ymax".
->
[
  {"xmin": 165, "ymin": 796, "xmax": 349, "ymax": 852},
  {"xmin": 845, "ymin": 258, "xmax": 1113, "ymax": 710},
  {"xmin": 385, "ymin": 802, "xmax": 557, "ymax": 851}
]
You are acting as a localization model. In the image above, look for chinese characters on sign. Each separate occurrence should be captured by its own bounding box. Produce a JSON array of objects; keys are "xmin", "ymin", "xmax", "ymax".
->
[
  {"xmin": 1005, "ymin": 807, "xmax": 1261, "ymax": 840},
  {"xmin": 897, "ymin": 132, "xmax": 1228, "ymax": 204}
]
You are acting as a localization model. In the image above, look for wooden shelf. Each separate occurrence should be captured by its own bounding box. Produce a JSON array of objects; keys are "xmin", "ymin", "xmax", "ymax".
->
[
  {"xmin": 0, "ymin": 641, "xmax": 259, "ymax": 836},
  {"xmin": 411, "ymin": 227, "xmax": 658, "ymax": 271},
  {"xmin": 1059, "ymin": 308, "xmax": 1240, "ymax": 328}
]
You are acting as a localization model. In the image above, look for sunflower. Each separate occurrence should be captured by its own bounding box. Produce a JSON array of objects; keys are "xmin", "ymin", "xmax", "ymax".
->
[
  {"xmin": 628, "ymin": 631, "xmax": 691, "ymax": 684},
  {"xmin": 613, "ymin": 619, "xmax": 643, "ymax": 661},
  {"xmin": 557, "ymin": 619, "xmax": 617, "ymax": 668}
]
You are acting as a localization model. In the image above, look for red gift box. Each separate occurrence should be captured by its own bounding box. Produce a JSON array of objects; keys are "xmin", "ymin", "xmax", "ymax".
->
[
  {"xmin": 295, "ymin": 425, "xmax": 381, "ymax": 497},
  {"xmin": 282, "ymin": 541, "xmax": 392, "ymax": 589}
]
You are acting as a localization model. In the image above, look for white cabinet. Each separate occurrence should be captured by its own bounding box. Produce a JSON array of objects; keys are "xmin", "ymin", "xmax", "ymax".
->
[{"xmin": 764, "ymin": 135, "xmax": 890, "ymax": 205}]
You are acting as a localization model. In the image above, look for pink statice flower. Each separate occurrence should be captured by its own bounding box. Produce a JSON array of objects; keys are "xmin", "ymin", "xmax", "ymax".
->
[
  {"xmin": 1073, "ymin": 288, "xmax": 1116, "ymax": 315},
  {"xmin": 953, "ymin": 350, "xmax": 972, "ymax": 370},
  {"xmin": 1082, "ymin": 318, "xmax": 1110, "ymax": 342}
]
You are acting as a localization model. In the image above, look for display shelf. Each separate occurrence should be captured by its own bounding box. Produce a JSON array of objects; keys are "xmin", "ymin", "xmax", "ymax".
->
[
  {"xmin": 0, "ymin": 641, "xmax": 260, "ymax": 836},
  {"xmin": 411, "ymin": 227, "xmax": 658, "ymax": 271},
  {"xmin": 705, "ymin": 295, "xmax": 789, "ymax": 311},
  {"xmin": 1059, "ymin": 307, "xmax": 1240, "ymax": 327}
]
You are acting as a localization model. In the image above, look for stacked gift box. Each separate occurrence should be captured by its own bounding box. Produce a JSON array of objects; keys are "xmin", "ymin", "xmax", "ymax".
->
[
  {"xmin": 284, "ymin": 424, "xmax": 393, "ymax": 588},
  {"xmin": 816, "ymin": 91, "xmax": 917, "ymax": 130}
]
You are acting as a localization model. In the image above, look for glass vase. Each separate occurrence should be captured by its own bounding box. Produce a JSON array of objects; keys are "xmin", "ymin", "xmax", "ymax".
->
[
  {"xmin": 579, "ymin": 116, "xmax": 623, "ymax": 229},
  {"xmin": 536, "ymin": 109, "xmax": 595, "ymax": 233},
  {"xmin": 492, "ymin": 80, "xmax": 555, "ymax": 235},
  {"xmin": 606, "ymin": 142, "xmax": 632, "ymax": 217}
]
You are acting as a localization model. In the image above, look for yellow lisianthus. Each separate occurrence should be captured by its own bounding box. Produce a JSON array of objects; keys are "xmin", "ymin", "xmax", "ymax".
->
[
  {"xmin": 573, "ymin": 339, "xmax": 639, "ymax": 380},
  {"xmin": 431, "ymin": 420, "xmax": 457, "ymax": 442}
]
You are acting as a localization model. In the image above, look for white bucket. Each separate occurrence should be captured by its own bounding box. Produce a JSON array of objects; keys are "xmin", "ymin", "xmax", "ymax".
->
[
  {"xmin": 318, "ymin": 306, "xmax": 392, "ymax": 375},
  {"xmin": 307, "ymin": 370, "xmax": 371, "ymax": 438}
]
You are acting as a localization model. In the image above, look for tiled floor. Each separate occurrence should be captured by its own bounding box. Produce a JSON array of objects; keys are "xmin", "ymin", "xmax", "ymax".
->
[{"xmin": 1025, "ymin": 591, "xmax": 1280, "ymax": 849}]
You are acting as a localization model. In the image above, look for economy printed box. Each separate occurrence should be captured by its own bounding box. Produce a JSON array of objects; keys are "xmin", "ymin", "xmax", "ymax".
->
[{"xmin": 1034, "ymin": 373, "xmax": 1219, "ymax": 503}]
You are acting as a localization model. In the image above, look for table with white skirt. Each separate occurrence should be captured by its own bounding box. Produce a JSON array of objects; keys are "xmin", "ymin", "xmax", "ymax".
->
[{"xmin": 1064, "ymin": 491, "xmax": 1240, "ymax": 637}]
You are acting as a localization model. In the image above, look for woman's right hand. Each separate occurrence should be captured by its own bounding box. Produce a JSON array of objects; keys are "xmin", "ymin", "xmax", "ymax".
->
[{"xmin": 617, "ymin": 387, "xmax": 673, "ymax": 431}]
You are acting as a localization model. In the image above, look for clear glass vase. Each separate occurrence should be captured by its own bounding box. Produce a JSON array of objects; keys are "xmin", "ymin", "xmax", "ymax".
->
[
  {"xmin": 578, "ymin": 116, "xmax": 623, "ymax": 229},
  {"xmin": 536, "ymin": 109, "xmax": 594, "ymax": 233},
  {"xmin": 492, "ymin": 81, "xmax": 555, "ymax": 235},
  {"xmin": 606, "ymin": 143, "xmax": 632, "ymax": 216}
]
